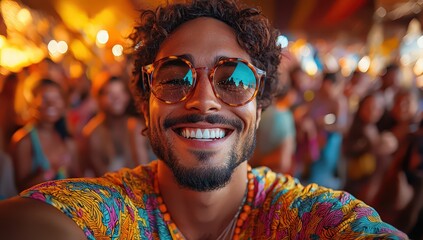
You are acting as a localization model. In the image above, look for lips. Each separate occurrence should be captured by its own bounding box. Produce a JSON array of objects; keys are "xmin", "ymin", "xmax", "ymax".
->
[
  {"xmin": 179, "ymin": 128, "xmax": 227, "ymax": 139},
  {"xmin": 165, "ymin": 114, "xmax": 240, "ymax": 143}
]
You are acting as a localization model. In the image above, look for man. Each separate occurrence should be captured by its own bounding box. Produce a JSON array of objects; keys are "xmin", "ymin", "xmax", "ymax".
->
[{"xmin": 0, "ymin": 0, "xmax": 408, "ymax": 239}]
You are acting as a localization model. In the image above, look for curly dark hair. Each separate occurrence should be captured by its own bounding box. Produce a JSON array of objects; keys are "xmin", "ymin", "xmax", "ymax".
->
[{"xmin": 129, "ymin": 0, "xmax": 281, "ymax": 110}]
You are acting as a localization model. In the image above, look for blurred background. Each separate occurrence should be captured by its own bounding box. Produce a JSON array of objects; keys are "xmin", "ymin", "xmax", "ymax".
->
[
  {"xmin": 0, "ymin": 0, "xmax": 422, "ymax": 238},
  {"xmin": 1, "ymin": 0, "xmax": 423, "ymax": 80}
]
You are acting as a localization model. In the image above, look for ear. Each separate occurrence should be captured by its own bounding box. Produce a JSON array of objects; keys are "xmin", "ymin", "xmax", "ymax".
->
[
  {"xmin": 141, "ymin": 101, "xmax": 149, "ymax": 128},
  {"xmin": 255, "ymin": 107, "xmax": 262, "ymax": 130}
]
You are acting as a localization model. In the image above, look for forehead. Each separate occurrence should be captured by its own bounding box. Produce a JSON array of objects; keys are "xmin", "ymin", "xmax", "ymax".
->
[{"xmin": 156, "ymin": 17, "xmax": 251, "ymax": 65}]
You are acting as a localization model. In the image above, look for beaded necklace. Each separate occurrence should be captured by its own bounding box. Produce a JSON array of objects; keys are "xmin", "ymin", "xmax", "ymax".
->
[{"xmin": 153, "ymin": 166, "xmax": 255, "ymax": 240}]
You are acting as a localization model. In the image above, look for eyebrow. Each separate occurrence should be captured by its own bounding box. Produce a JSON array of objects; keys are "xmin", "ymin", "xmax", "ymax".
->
[{"xmin": 177, "ymin": 54, "xmax": 228, "ymax": 67}]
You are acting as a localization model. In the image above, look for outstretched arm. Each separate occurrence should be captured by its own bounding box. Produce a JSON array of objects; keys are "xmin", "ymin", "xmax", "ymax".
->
[{"xmin": 0, "ymin": 197, "xmax": 86, "ymax": 239}]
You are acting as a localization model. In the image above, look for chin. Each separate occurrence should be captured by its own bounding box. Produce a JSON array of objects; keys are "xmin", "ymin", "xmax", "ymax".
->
[{"xmin": 162, "ymin": 148, "xmax": 244, "ymax": 192}]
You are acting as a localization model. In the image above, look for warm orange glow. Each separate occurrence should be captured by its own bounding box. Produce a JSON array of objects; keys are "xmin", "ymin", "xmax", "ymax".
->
[
  {"xmin": 17, "ymin": 8, "xmax": 32, "ymax": 26},
  {"xmin": 70, "ymin": 60, "xmax": 84, "ymax": 79},
  {"xmin": 55, "ymin": 1, "xmax": 89, "ymax": 32},
  {"xmin": 0, "ymin": 47, "xmax": 30, "ymax": 72},
  {"xmin": 70, "ymin": 39, "xmax": 93, "ymax": 62},
  {"xmin": 0, "ymin": 35, "xmax": 6, "ymax": 49}
]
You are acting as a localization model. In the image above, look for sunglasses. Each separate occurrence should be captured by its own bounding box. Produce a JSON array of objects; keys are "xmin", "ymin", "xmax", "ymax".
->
[{"xmin": 141, "ymin": 56, "xmax": 266, "ymax": 106}]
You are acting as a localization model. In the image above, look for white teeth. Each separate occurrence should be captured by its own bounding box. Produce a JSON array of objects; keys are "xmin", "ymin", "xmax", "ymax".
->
[
  {"xmin": 180, "ymin": 128, "xmax": 226, "ymax": 139},
  {"xmin": 195, "ymin": 129, "xmax": 202, "ymax": 138},
  {"xmin": 203, "ymin": 129, "xmax": 210, "ymax": 138}
]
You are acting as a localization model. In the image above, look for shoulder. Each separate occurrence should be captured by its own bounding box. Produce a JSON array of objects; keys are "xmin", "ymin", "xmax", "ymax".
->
[
  {"xmin": 22, "ymin": 164, "xmax": 156, "ymax": 201},
  {"xmin": 10, "ymin": 127, "xmax": 34, "ymax": 153},
  {"xmin": 10, "ymin": 127, "xmax": 32, "ymax": 146},
  {"xmin": 252, "ymin": 166, "xmax": 300, "ymax": 191},
  {"xmin": 18, "ymin": 163, "xmax": 158, "ymax": 238},
  {"xmin": 82, "ymin": 115, "xmax": 104, "ymax": 138},
  {"xmin": 0, "ymin": 197, "xmax": 85, "ymax": 239},
  {"xmin": 127, "ymin": 116, "xmax": 145, "ymax": 132},
  {"xmin": 251, "ymin": 168, "xmax": 408, "ymax": 239}
]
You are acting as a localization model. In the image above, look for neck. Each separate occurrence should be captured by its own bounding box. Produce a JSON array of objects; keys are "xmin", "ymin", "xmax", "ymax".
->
[
  {"xmin": 34, "ymin": 121, "xmax": 56, "ymax": 132},
  {"xmin": 156, "ymin": 161, "xmax": 250, "ymax": 240},
  {"xmin": 101, "ymin": 113, "xmax": 128, "ymax": 127}
]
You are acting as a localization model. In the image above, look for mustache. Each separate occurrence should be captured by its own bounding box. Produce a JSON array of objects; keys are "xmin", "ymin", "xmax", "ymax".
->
[{"xmin": 163, "ymin": 114, "xmax": 243, "ymax": 132}]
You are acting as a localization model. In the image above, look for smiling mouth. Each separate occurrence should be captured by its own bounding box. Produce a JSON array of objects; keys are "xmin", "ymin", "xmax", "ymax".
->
[{"xmin": 177, "ymin": 128, "xmax": 229, "ymax": 140}]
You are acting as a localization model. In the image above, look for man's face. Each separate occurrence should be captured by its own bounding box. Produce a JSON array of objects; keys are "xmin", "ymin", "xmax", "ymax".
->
[{"xmin": 144, "ymin": 17, "xmax": 262, "ymax": 191}]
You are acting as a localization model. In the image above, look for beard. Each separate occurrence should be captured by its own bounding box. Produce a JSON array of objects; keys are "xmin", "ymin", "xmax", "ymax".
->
[{"xmin": 148, "ymin": 114, "xmax": 257, "ymax": 192}]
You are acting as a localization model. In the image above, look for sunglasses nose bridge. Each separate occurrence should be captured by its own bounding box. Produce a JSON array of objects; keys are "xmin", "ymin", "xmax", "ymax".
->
[
  {"xmin": 193, "ymin": 66, "xmax": 214, "ymax": 86},
  {"xmin": 193, "ymin": 66, "xmax": 211, "ymax": 78},
  {"xmin": 184, "ymin": 66, "xmax": 222, "ymax": 112}
]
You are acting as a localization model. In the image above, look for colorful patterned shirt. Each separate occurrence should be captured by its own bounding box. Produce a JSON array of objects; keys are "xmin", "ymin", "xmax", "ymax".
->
[{"xmin": 21, "ymin": 161, "xmax": 408, "ymax": 239}]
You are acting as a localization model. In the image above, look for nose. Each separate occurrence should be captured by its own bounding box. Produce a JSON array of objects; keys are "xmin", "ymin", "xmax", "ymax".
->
[
  {"xmin": 184, "ymin": 70, "xmax": 222, "ymax": 113},
  {"xmin": 44, "ymin": 97, "xmax": 56, "ymax": 106}
]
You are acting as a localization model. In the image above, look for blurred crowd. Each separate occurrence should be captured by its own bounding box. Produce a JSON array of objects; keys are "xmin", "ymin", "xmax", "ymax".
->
[
  {"xmin": 0, "ymin": 52, "xmax": 422, "ymax": 237},
  {"xmin": 251, "ymin": 58, "xmax": 423, "ymax": 237},
  {"xmin": 0, "ymin": 56, "xmax": 156, "ymax": 197}
]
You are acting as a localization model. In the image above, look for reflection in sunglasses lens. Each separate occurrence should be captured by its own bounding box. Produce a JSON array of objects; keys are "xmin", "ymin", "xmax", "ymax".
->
[{"xmin": 151, "ymin": 58, "xmax": 259, "ymax": 105}]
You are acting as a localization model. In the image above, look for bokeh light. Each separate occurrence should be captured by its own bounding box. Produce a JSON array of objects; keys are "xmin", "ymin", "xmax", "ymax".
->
[
  {"xmin": 112, "ymin": 44, "xmax": 124, "ymax": 57},
  {"xmin": 96, "ymin": 30, "xmax": 109, "ymax": 45}
]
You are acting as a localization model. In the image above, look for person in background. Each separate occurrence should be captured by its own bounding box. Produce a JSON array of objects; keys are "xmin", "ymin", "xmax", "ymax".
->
[
  {"xmin": 343, "ymin": 70, "xmax": 375, "ymax": 121},
  {"xmin": 377, "ymin": 63, "xmax": 402, "ymax": 131},
  {"xmin": 0, "ymin": 127, "xmax": 17, "ymax": 200},
  {"xmin": 9, "ymin": 79, "xmax": 78, "ymax": 192},
  {"xmin": 14, "ymin": 58, "xmax": 70, "ymax": 132},
  {"xmin": 66, "ymin": 61, "xmax": 98, "ymax": 139},
  {"xmin": 288, "ymin": 66, "xmax": 320, "ymax": 179},
  {"xmin": 0, "ymin": 0, "xmax": 407, "ymax": 239},
  {"xmin": 0, "ymin": 73, "xmax": 21, "ymax": 147},
  {"xmin": 372, "ymin": 90, "xmax": 423, "ymax": 234},
  {"xmin": 408, "ymin": 118, "xmax": 423, "ymax": 240},
  {"xmin": 307, "ymin": 71, "xmax": 349, "ymax": 189},
  {"xmin": 250, "ymin": 56, "xmax": 296, "ymax": 175},
  {"xmin": 80, "ymin": 73, "xmax": 152, "ymax": 177},
  {"xmin": 343, "ymin": 91, "xmax": 397, "ymax": 204}
]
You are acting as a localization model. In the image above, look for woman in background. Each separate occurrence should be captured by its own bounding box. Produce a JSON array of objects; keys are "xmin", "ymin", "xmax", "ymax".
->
[
  {"xmin": 10, "ymin": 79, "xmax": 78, "ymax": 192},
  {"xmin": 343, "ymin": 91, "xmax": 397, "ymax": 204},
  {"xmin": 80, "ymin": 74, "xmax": 152, "ymax": 177},
  {"xmin": 372, "ymin": 90, "xmax": 423, "ymax": 234}
]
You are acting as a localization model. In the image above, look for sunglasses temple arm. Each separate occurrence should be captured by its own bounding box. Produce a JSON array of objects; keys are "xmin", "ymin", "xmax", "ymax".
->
[
  {"xmin": 140, "ymin": 69, "xmax": 151, "ymax": 92},
  {"xmin": 258, "ymin": 76, "xmax": 266, "ymax": 98}
]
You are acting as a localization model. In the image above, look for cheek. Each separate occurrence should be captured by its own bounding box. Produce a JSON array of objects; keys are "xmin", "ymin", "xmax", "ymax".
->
[
  {"xmin": 54, "ymin": 97, "xmax": 66, "ymax": 108},
  {"xmin": 234, "ymin": 102, "xmax": 258, "ymax": 131},
  {"xmin": 98, "ymin": 97, "xmax": 109, "ymax": 108},
  {"xmin": 148, "ymin": 99, "xmax": 166, "ymax": 130}
]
